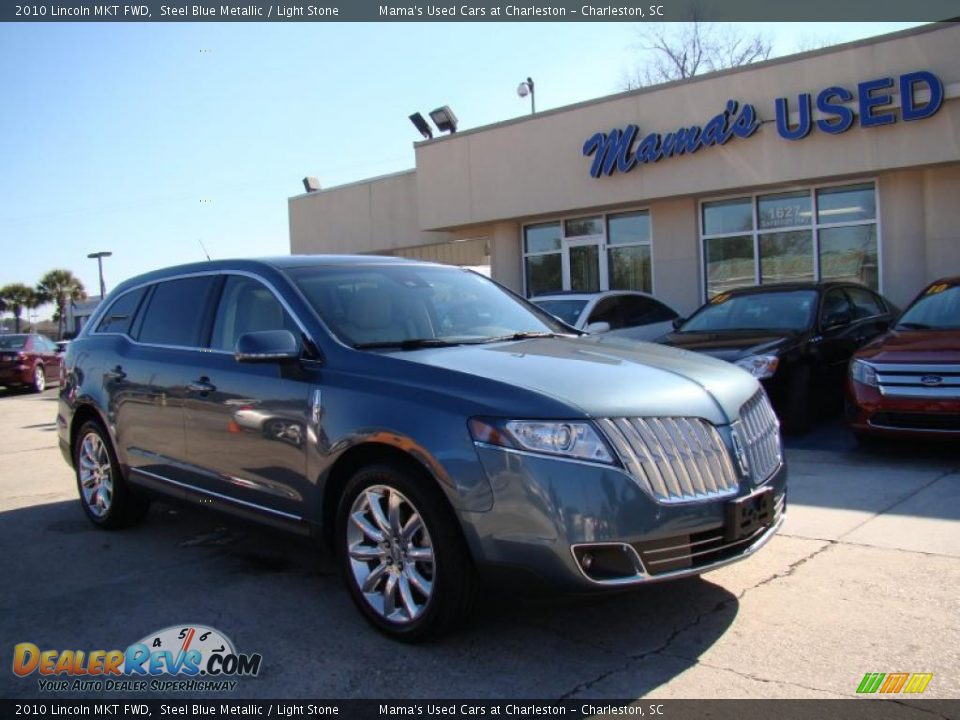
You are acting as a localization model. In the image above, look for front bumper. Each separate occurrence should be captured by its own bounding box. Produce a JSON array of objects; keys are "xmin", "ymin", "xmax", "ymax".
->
[
  {"xmin": 465, "ymin": 444, "xmax": 787, "ymax": 590},
  {"xmin": 847, "ymin": 380, "xmax": 960, "ymax": 437}
]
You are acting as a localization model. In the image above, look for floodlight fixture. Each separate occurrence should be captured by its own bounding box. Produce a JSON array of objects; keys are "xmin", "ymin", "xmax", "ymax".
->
[
  {"xmin": 409, "ymin": 112, "xmax": 434, "ymax": 140},
  {"xmin": 429, "ymin": 106, "xmax": 458, "ymax": 134}
]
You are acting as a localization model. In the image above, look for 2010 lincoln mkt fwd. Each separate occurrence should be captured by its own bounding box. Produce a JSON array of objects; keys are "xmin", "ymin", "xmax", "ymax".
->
[{"xmin": 58, "ymin": 257, "xmax": 786, "ymax": 640}]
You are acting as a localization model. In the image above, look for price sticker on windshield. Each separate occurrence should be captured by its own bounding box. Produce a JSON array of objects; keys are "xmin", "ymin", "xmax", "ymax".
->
[
  {"xmin": 710, "ymin": 293, "xmax": 731, "ymax": 304},
  {"xmin": 926, "ymin": 283, "xmax": 950, "ymax": 295}
]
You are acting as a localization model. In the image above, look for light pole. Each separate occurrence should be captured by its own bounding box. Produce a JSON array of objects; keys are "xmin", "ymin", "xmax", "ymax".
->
[
  {"xmin": 517, "ymin": 77, "xmax": 535, "ymax": 114},
  {"xmin": 87, "ymin": 251, "xmax": 112, "ymax": 298}
]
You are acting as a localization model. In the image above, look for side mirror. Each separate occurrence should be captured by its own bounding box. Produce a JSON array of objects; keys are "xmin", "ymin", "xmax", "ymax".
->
[
  {"xmin": 671, "ymin": 317, "xmax": 686, "ymax": 330},
  {"xmin": 235, "ymin": 330, "xmax": 300, "ymax": 363},
  {"xmin": 823, "ymin": 311, "xmax": 852, "ymax": 330},
  {"xmin": 585, "ymin": 321, "xmax": 611, "ymax": 334}
]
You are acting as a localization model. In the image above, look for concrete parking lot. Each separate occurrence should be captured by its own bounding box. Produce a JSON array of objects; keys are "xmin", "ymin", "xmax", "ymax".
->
[{"xmin": 1, "ymin": 386, "xmax": 958, "ymax": 700}]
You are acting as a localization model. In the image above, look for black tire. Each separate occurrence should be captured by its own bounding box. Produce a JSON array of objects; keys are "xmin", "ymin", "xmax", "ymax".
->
[
  {"xmin": 335, "ymin": 461, "xmax": 477, "ymax": 642},
  {"xmin": 782, "ymin": 364, "xmax": 813, "ymax": 435},
  {"xmin": 31, "ymin": 364, "xmax": 45, "ymax": 393},
  {"xmin": 74, "ymin": 420, "xmax": 150, "ymax": 529}
]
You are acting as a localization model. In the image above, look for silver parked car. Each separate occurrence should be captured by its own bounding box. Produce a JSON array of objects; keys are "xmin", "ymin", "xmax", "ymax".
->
[{"xmin": 532, "ymin": 290, "xmax": 680, "ymax": 341}]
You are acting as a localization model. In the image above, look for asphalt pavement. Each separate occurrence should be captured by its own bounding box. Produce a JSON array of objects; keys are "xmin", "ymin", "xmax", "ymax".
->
[{"xmin": 1, "ymin": 386, "xmax": 957, "ymax": 700}]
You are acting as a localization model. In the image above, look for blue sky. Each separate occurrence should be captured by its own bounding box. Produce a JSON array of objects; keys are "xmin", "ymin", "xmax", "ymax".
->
[{"xmin": 0, "ymin": 21, "xmax": 923, "ymax": 316}]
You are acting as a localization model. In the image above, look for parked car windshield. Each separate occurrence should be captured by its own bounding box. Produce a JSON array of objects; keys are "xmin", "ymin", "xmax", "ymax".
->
[
  {"xmin": 0, "ymin": 335, "xmax": 28, "ymax": 350},
  {"xmin": 680, "ymin": 290, "xmax": 817, "ymax": 333},
  {"xmin": 897, "ymin": 283, "xmax": 960, "ymax": 330},
  {"xmin": 286, "ymin": 264, "xmax": 569, "ymax": 348},
  {"xmin": 532, "ymin": 299, "xmax": 589, "ymax": 326}
]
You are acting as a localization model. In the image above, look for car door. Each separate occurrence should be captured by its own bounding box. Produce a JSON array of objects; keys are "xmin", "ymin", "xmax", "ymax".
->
[
  {"xmin": 845, "ymin": 286, "xmax": 893, "ymax": 347},
  {"xmin": 816, "ymin": 287, "xmax": 861, "ymax": 392},
  {"xmin": 180, "ymin": 274, "xmax": 315, "ymax": 520},
  {"xmin": 36, "ymin": 335, "xmax": 61, "ymax": 380},
  {"xmin": 112, "ymin": 276, "xmax": 221, "ymax": 486}
]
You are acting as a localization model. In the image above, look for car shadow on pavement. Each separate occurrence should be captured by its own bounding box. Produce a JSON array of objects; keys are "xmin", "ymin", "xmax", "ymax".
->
[{"xmin": 0, "ymin": 498, "xmax": 738, "ymax": 700}]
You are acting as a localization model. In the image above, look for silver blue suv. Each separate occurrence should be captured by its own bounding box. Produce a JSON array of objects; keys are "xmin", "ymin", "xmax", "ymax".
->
[{"xmin": 58, "ymin": 256, "xmax": 785, "ymax": 641}]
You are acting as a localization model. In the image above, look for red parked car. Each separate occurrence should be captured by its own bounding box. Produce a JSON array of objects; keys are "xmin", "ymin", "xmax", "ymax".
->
[
  {"xmin": 0, "ymin": 334, "xmax": 63, "ymax": 393},
  {"xmin": 847, "ymin": 277, "xmax": 960, "ymax": 440}
]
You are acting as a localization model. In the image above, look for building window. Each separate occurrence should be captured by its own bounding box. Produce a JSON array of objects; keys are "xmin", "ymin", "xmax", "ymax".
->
[
  {"xmin": 523, "ymin": 222, "xmax": 563, "ymax": 296},
  {"xmin": 701, "ymin": 181, "xmax": 879, "ymax": 298},
  {"xmin": 522, "ymin": 209, "xmax": 653, "ymax": 297}
]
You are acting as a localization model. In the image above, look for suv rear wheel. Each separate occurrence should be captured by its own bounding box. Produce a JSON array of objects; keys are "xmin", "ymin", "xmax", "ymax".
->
[
  {"xmin": 75, "ymin": 421, "xmax": 150, "ymax": 529},
  {"xmin": 336, "ymin": 462, "xmax": 477, "ymax": 641}
]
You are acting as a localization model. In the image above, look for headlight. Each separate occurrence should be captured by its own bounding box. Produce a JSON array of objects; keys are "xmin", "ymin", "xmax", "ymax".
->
[
  {"xmin": 735, "ymin": 354, "xmax": 780, "ymax": 379},
  {"xmin": 469, "ymin": 418, "xmax": 615, "ymax": 464},
  {"xmin": 850, "ymin": 359, "xmax": 878, "ymax": 387}
]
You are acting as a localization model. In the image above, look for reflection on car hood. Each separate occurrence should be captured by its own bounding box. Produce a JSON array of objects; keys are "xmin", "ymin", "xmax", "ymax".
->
[
  {"xmin": 857, "ymin": 329, "xmax": 960, "ymax": 364},
  {"xmin": 659, "ymin": 331, "xmax": 794, "ymax": 362},
  {"xmin": 396, "ymin": 334, "xmax": 759, "ymax": 426}
]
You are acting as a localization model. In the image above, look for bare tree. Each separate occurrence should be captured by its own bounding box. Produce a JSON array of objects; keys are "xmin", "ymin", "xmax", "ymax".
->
[{"xmin": 623, "ymin": 13, "xmax": 773, "ymax": 90}]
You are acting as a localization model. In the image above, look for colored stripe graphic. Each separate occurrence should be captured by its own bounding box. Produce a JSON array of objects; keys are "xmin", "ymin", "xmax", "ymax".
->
[
  {"xmin": 857, "ymin": 673, "xmax": 885, "ymax": 693},
  {"xmin": 903, "ymin": 673, "xmax": 934, "ymax": 694},
  {"xmin": 880, "ymin": 673, "xmax": 909, "ymax": 693}
]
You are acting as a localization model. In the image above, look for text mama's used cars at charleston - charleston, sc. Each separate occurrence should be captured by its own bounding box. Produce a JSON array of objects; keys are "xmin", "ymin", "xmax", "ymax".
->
[
  {"xmin": 847, "ymin": 277, "xmax": 960, "ymax": 440},
  {"xmin": 57, "ymin": 257, "xmax": 786, "ymax": 640}
]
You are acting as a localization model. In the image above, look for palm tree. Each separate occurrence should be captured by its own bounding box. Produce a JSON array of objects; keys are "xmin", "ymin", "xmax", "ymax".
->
[
  {"xmin": 37, "ymin": 269, "xmax": 87, "ymax": 340},
  {"xmin": 0, "ymin": 284, "xmax": 40, "ymax": 333}
]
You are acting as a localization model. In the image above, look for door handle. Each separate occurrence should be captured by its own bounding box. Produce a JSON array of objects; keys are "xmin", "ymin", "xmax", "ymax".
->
[
  {"xmin": 103, "ymin": 366, "xmax": 126, "ymax": 381},
  {"xmin": 187, "ymin": 377, "xmax": 216, "ymax": 394}
]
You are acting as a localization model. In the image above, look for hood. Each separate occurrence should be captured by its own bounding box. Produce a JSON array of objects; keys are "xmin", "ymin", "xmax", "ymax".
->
[
  {"xmin": 659, "ymin": 330, "xmax": 795, "ymax": 362},
  {"xmin": 391, "ymin": 335, "xmax": 760, "ymax": 426},
  {"xmin": 857, "ymin": 329, "xmax": 960, "ymax": 364}
]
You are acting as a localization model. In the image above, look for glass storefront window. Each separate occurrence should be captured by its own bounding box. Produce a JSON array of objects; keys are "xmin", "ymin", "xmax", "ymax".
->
[
  {"xmin": 564, "ymin": 217, "xmax": 603, "ymax": 237},
  {"xmin": 759, "ymin": 231, "xmax": 815, "ymax": 284},
  {"xmin": 816, "ymin": 184, "xmax": 876, "ymax": 223},
  {"xmin": 607, "ymin": 211, "xmax": 651, "ymax": 246},
  {"xmin": 758, "ymin": 191, "xmax": 812, "ymax": 229},
  {"xmin": 525, "ymin": 253, "xmax": 562, "ymax": 296},
  {"xmin": 608, "ymin": 245, "xmax": 652, "ymax": 292},
  {"xmin": 569, "ymin": 244, "xmax": 601, "ymax": 291},
  {"xmin": 819, "ymin": 225, "xmax": 879, "ymax": 289},
  {"xmin": 705, "ymin": 235, "xmax": 755, "ymax": 297},
  {"xmin": 524, "ymin": 222, "xmax": 561, "ymax": 254},
  {"xmin": 703, "ymin": 198, "xmax": 753, "ymax": 235}
]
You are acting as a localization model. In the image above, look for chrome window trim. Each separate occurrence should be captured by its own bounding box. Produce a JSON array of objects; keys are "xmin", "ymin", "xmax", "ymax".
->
[
  {"xmin": 130, "ymin": 466, "xmax": 302, "ymax": 521},
  {"xmin": 85, "ymin": 269, "xmax": 318, "ymax": 356}
]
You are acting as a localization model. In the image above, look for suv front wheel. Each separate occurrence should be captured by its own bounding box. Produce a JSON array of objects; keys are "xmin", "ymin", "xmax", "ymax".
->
[
  {"xmin": 75, "ymin": 420, "xmax": 150, "ymax": 529},
  {"xmin": 336, "ymin": 462, "xmax": 476, "ymax": 641}
]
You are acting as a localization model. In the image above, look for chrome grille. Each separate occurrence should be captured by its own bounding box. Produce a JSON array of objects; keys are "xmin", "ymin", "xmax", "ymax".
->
[
  {"xmin": 597, "ymin": 417, "xmax": 739, "ymax": 504},
  {"xmin": 736, "ymin": 391, "xmax": 783, "ymax": 485},
  {"xmin": 876, "ymin": 363, "xmax": 960, "ymax": 399}
]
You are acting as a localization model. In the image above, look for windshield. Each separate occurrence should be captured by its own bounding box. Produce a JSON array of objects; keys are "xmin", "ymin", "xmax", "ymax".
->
[
  {"xmin": 897, "ymin": 283, "xmax": 960, "ymax": 330},
  {"xmin": 532, "ymin": 299, "xmax": 589, "ymax": 327},
  {"xmin": 286, "ymin": 264, "xmax": 569, "ymax": 348},
  {"xmin": 681, "ymin": 290, "xmax": 817, "ymax": 333},
  {"xmin": 0, "ymin": 335, "xmax": 28, "ymax": 350}
]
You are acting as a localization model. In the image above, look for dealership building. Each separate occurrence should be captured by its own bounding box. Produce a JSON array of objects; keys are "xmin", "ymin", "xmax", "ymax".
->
[{"xmin": 289, "ymin": 23, "xmax": 960, "ymax": 314}]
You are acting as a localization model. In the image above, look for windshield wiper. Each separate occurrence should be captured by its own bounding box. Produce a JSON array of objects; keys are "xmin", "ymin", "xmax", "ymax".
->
[
  {"xmin": 353, "ymin": 338, "xmax": 466, "ymax": 350},
  {"xmin": 896, "ymin": 322, "xmax": 932, "ymax": 330},
  {"xmin": 479, "ymin": 331, "xmax": 564, "ymax": 343}
]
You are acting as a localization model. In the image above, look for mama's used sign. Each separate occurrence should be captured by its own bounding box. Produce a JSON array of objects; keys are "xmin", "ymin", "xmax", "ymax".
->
[{"xmin": 583, "ymin": 70, "xmax": 944, "ymax": 178}]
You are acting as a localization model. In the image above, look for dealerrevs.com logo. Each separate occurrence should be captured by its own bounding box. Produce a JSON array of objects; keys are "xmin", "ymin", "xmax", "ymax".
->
[{"xmin": 12, "ymin": 624, "xmax": 262, "ymax": 693}]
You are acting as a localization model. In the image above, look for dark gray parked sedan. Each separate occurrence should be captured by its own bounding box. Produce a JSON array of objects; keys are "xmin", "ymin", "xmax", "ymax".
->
[{"xmin": 57, "ymin": 256, "xmax": 786, "ymax": 640}]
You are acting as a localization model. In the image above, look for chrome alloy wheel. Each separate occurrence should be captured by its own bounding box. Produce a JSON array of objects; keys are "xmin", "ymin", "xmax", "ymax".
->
[
  {"xmin": 34, "ymin": 366, "xmax": 45, "ymax": 392},
  {"xmin": 346, "ymin": 485, "xmax": 435, "ymax": 624},
  {"xmin": 78, "ymin": 432, "xmax": 113, "ymax": 518}
]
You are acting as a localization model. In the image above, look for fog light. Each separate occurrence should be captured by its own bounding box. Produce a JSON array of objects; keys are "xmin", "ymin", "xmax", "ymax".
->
[{"xmin": 581, "ymin": 552, "xmax": 594, "ymax": 570}]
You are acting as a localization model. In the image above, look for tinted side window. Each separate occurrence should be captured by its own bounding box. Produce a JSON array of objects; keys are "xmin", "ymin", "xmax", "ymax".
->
[
  {"xmin": 820, "ymin": 289, "xmax": 852, "ymax": 323},
  {"xmin": 96, "ymin": 287, "xmax": 147, "ymax": 335},
  {"xmin": 620, "ymin": 296, "xmax": 678, "ymax": 325},
  {"xmin": 37, "ymin": 336, "xmax": 57, "ymax": 351},
  {"xmin": 137, "ymin": 277, "xmax": 218, "ymax": 347},
  {"xmin": 846, "ymin": 287, "xmax": 885, "ymax": 320},
  {"xmin": 210, "ymin": 276, "xmax": 297, "ymax": 352},
  {"xmin": 588, "ymin": 298, "xmax": 625, "ymax": 329}
]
